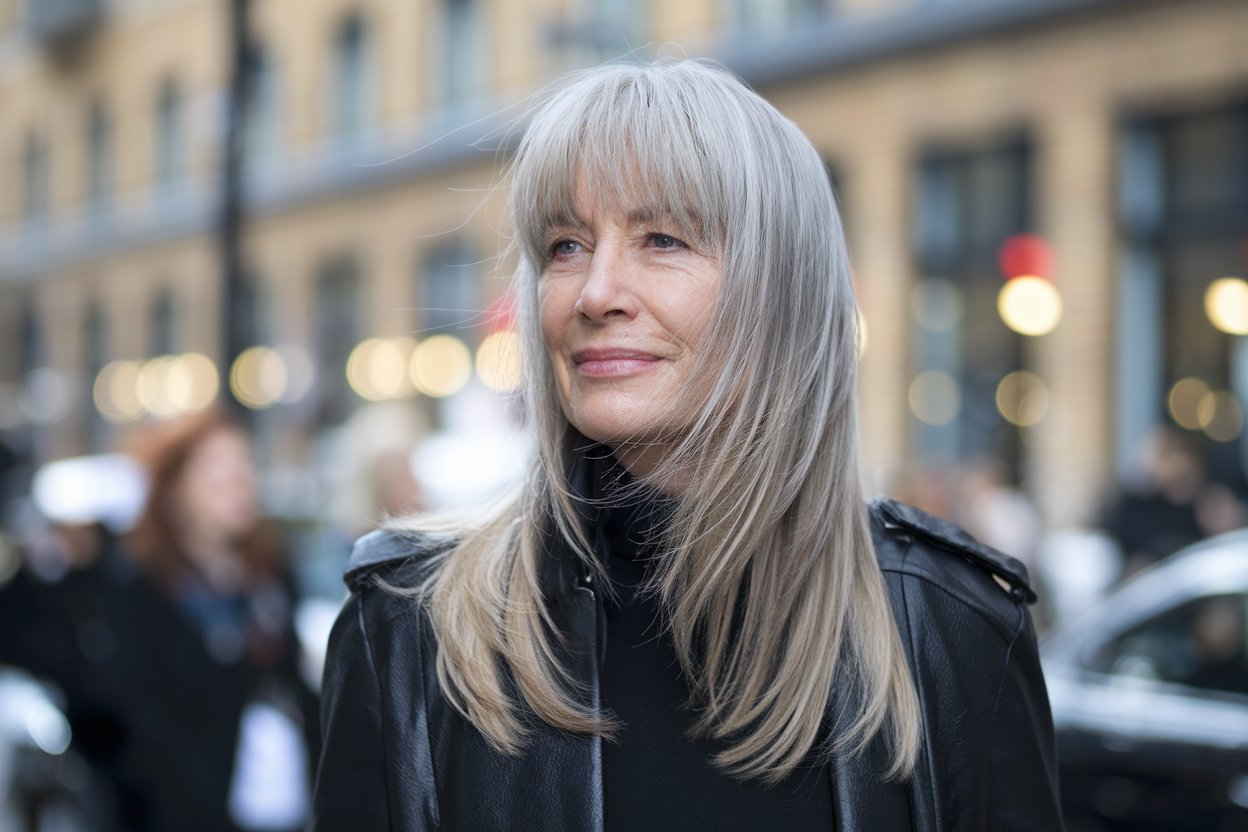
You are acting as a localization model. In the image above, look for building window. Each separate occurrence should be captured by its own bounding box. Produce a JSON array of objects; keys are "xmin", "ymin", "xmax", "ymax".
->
[
  {"xmin": 315, "ymin": 256, "xmax": 362, "ymax": 425},
  {"xmin": 910, "ymin": 138, "xmax": 1032, "ymax": 481},
  {"xmin": 233, "ymin": 271, "xmax": 273, "ymax": 351},
  {"xmin": 150, "ymin": 288, "xmax": 178, "ymax": 356},
  {"xmin": 725, "ymin": 0, "xmax": 827, "ymax": 34},
  {"xmin": 441, "ymin": 0, "xmax": 487, "ymax": 110},
  {"xmin": 1117, "ymin": 101, "xmax": 1248, "ymax": 484},
  {"xmin": 86, "ymin": 99, "xmax": 113, "ymax": 213},
  {"xmin": 21, "ymin": 128, "xmax": 49, "ymax": 223},
  {"xmin": 331, "ymin": 12, "xmax": 374, "ymax": 145},
  {"xmin": 154, "ymin": 77, "xmax": 186, "ymax": 190},
  {"xmin": 419, "ymin": 240, "xmax": 481, "ymax": 336},
  {"xmin": 245, "ymin": 41, "xmax": 281, "ymax": 168}
]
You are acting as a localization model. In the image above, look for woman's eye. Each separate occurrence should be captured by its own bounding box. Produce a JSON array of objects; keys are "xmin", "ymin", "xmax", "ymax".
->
[
  {"xmin": 648, "ymin": 233, "xmax": 686, "ymax": 250},
  {"xmin": 550, "ymin": 239, "xmax": 581, "ymax": 258}
]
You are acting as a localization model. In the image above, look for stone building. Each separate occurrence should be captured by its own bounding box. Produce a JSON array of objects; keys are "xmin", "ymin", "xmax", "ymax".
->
[{"xmin": 1, "ymin": 0, "xmax": 1245, "ymax": 531}]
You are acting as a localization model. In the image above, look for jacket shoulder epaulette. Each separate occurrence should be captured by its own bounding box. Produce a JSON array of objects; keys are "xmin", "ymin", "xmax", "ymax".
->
[
  {"xmin": 344, "ymin": 528, "xmax": 456, "ymax": 592},
  {"xmin": 869, "ymin": 497, "xmax": 1036, "ymax": 603}
]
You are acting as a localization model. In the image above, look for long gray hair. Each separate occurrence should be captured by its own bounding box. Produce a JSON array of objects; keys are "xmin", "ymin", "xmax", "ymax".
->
[{"xmin": 400, "ymin": 59, "xmax": 920, "ymax": 784}]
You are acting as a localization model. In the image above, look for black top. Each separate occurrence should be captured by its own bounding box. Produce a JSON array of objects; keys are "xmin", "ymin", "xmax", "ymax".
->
[{"xmin": 595, "ymin": 463, "xmax": 834, "ymax": 831}]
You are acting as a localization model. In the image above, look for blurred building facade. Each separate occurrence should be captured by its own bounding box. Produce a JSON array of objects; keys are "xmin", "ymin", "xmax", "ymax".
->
[{"xmin": 0, "ymin": 0, "xmax": 1245, "ymax": 529}]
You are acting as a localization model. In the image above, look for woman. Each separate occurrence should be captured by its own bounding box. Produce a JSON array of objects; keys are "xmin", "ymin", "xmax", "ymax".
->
[
  {"xmin": 313, "ymin": 60, "xmax": 1062, "ymax": 831},
  {"xmin": 117, "ymin": 411, "xmax": 320, "ymax": 832}
]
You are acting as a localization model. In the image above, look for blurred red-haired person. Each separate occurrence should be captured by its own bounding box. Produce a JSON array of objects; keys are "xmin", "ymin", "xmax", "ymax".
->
[{"xmin": 118, "ymin": 410, "xmax": 319, "ymax": 832}]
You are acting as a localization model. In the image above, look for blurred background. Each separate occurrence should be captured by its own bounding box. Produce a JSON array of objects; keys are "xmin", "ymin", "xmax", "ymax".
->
[{"xmin": 0, "ymin": 0, "xmax": 1245, "ymax": 830}]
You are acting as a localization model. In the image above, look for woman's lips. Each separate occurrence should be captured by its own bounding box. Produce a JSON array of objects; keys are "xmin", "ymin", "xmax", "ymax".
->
[{"xmin": 572, "ymin": 349, "xmax": 662, "ymax": 378}]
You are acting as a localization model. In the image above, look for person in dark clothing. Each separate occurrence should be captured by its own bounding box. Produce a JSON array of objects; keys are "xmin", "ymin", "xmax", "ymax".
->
[
  {"xmin": 312, "ymin": 60, "xmax": 1061, "ymax": 831},
  {"xmin": 113, "ymin": 411, "xmax": 319, "ymax": 832},
  {"xmin": 0, "ymin": 522, "xmax": 133, "ymax": 832}
]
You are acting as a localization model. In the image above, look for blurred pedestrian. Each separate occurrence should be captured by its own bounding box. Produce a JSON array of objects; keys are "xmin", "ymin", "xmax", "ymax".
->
[
  {"xmin": 1102, "ymin": 426, "xmax": 1207, "ymax": 577},
  {"xmin": 116, "ymin": 410, "xmax": 318, "ymax": 832},
  {"xmin": 312, "ymin": 60, "xmax": 1060, "ymax": 831}
]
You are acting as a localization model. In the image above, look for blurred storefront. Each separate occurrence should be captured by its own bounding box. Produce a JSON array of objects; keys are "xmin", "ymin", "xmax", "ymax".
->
[{"xmin": 0, "ymin": 0, "xmax": 1245, "ymax": 534}]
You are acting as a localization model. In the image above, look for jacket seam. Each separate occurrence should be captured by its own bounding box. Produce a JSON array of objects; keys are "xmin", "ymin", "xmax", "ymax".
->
[
  {"xmin": 415, "ymin": 606, "xmax": 442, "ymax": 830},
  {"xmin": 356, "ymin": 596, "xmax": 397, "ymax": 832},
  {"xmin": 983, "ymin": 601, "xmax": 1025, "ymax": 826},
  {"xmin": 879, "ymin": 564, "xmax": 1017, "ymax": 643},
  {"xmin": 898, "ymin": 536, "xmax": 943, "ymax": 832}
]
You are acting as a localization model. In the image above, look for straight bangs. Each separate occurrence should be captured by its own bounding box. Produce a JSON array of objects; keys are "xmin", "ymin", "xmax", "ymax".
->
[{"xmin": 509, "ymin": 63, "xmax": 748, "ymax": 271}]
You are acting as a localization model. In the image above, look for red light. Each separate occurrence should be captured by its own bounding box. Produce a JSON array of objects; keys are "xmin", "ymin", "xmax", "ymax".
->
[
  {"xmin": 998, "ymin": 234, "xmax": 1055, "ymax": 282},
  {"xmin": 484, "ymin": 290, "xmax": 517, "ymax": 333}
]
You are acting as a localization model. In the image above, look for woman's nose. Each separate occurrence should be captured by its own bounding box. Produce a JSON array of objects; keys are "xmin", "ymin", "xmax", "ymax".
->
[{"xmin": 576, "ymin": 240, "xmax": 638, "ymax": 322}]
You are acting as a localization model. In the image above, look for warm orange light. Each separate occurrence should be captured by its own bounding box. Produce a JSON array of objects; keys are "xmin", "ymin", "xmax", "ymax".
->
[
  {"xmin": 1205, "ymin": 277, "xmax": 1248, "ymax": 336},
  {"xmin": 411, "ymin": 335, "xmax": 472, "ymax": 398},
  {"xmin": 1197, "ymin": 390, "xmax": 1244, "ymax": 443},
  {"xmin": 996, "ymin": 371, "xmax": 1050, "ymax": 427},
  {"xmin": 230, "ymin": 346, "xmax": 287, "ymax": 410},
  {"xmin": 998, "ymin": 276, "xmax": 1062, "ymax": 336},
  {"xmin": 475, "ymin": 331, "xmax": 522, "ymax": 392},
  {"xmin": 1168, "ymin": 377, "xmax": 1211, "ymax": 431},
  {"xmin": 94, "ymin": 360, "xmax": 143, "ymax": 424}
]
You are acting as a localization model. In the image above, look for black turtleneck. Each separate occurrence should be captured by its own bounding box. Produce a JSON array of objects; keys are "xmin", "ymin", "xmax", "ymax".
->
[{"xmin": 594, "ymin": 460, "xmax": 834, "ymax": 831}]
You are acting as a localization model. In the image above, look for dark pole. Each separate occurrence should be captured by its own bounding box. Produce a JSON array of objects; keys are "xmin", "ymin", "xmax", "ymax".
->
[{"xmin": 220, "ymin": 0, "xmax": 250, "ymax": 414}]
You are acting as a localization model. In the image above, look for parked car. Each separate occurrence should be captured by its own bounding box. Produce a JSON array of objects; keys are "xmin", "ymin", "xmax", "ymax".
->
[{"xmin": 1042, "ymin": 529, "xmax": 1248, "ymax": 831}]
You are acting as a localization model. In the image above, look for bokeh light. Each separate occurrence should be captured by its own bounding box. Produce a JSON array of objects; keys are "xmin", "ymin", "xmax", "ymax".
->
[
  {"xmin": 1204, "ymin": 277, "xmax": 1248, "ymax": 335},
  {"xmin": 998, "ymin": 276, "xmax": 1062, "ymax": 336},
  {"xmin": 998, "ymin": 234, "xmax": 1055, "ymax": 281},
  {"xmin": 995, "ymin": 371, "xmax": 1050, "ymax": 427},
  {"xmin": 136, "ymin": 357, "xmax": 180, "ymax": 417},
  {"xmin": 230, "ymin": 346, "xmax": 288, "ymax": 410},
  {"xmin": 475, "ymin": 331, "xmax": 522, "ymax": 392},
  {"xmin": 94, "ymin": 360, "xmax": 144, "ymax": 424},
  {"xmin": 1197, "ymin": 390, "xmax": 1244, "ymax": 442},
  {"xmin": 1168, "ymin": 377, "xmax": 1212, "ymax": 430},
  {"xmin": 411, "ymin": 335, "xmax": 472, "ymax": 398},
  {"xmin": 173, "ymin": 352, "xmax": 219, "ymax": 413},
  {"xmin": 347, "ymin": 337, "xmax": 416, "ymax": 401},
  {"xmin": 908, "ymin": 371, "xmax": 961, "ymax": 426}
]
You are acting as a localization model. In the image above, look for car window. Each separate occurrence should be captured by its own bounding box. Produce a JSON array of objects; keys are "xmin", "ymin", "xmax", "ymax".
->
[{"xmin": 1086, "ymin": 592, "xmax": 1248, "ymax": 697}]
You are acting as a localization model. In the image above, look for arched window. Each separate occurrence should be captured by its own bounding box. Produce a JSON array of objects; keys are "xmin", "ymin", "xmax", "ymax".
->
[
  {"xmin": 22, "ymin": 127, "xmax": 49, "ymax": 223},
  {"xmin": 441, "ymin": 0, "xmax": 487, "ymax": 109},
  {"xmin": 86, "ymin": 98, "xmax": 113, "ymax": 212},
  {"xmin": 910, "ymin": 138, "xmax": 1032, "ymax": 481},
  {"xmin": 418, "ymin": 239, "xmax": 481, "ymax": 336},
  {"xmin": 331, "ymin": 12, "xmax": 374, "ymax": 145},
  {"xmin": 315, "ymin": 255, "xmax": 363, "ymax": 425},
  {"xmin": 154, "ymin": 77, "xmax": 186, "ymax": 189},
  {"xmin": 150, "ymin": 287, "xmax": 178, "ymax": 356},
  {"xmin": 245, "ymin": 41, "xmax": 281, "ymax": 167}
]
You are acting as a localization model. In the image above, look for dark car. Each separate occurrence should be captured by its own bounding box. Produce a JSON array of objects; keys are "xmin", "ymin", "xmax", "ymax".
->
[{"xmin": 1042, "ymin": 529, "xmax": 1248, "ymax": 832}]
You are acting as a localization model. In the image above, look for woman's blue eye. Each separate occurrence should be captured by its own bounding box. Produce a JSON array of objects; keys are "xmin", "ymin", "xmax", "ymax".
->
[
  {"xmin": 650, "ymin": 233, "xmax": 683, "ymax": 249},
  {"xmin": 551, "ymin": 240, "xmax": 580, "ymax": 257}
]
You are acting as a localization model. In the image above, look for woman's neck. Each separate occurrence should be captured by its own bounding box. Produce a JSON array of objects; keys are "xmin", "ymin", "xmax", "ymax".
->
[{"xmin": 610, "ymin": 442, "xmax": 690, "ymax": 495}]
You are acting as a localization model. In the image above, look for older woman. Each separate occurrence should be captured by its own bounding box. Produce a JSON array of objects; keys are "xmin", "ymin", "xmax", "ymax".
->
[{"xmin": 312, "ymin": 60, "xmax": 1062, "ymax": 831}]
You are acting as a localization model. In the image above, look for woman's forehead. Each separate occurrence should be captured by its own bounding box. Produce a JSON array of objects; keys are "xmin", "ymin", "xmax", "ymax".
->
[{"xmin": 532, "ymin": 163, "xmax": 713, "ymax": 241}]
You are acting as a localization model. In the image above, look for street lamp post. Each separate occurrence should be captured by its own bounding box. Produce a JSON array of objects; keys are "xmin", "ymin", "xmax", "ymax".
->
[{"xmin": 221, "ymin": 0, "xmax": 251, "ymax": 414}]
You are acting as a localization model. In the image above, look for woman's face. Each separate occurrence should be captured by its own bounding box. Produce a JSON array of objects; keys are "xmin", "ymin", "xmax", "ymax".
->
[
  {"xmin": 538, "ymin": 181, "xmax": 721, "ymax": 476},
  {"xmin": 177, "ymin": 427, "xmax": 257, "ymax": 542}
]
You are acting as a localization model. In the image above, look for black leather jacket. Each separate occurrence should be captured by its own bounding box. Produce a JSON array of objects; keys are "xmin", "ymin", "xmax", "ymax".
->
[{"xmin": 311, "ymin": 497, "xmax": 1063, "ymax": 831}]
